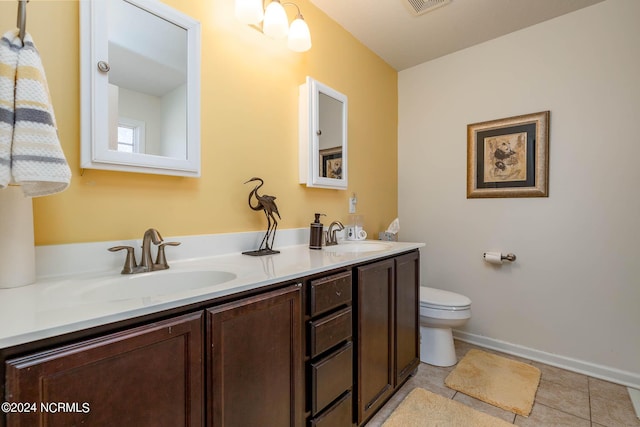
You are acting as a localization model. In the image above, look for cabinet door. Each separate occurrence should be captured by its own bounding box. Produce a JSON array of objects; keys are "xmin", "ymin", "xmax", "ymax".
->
[
  {"xmin": 207, "ymin": 285, "xmax": 303, "ymax": 427},
  {"xmin": 394, "ymin": 251, "xmax": 420, "ymax": 385},
  {"xmin": 355, "ymin": 259, "xmax": 394, "ymax": 425},
  {"xmin": 5, "ymin": 312, "xmax": 204, "ymax": 427}
]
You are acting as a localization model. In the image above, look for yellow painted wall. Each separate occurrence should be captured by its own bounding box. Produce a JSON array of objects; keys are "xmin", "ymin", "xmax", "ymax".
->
[{"xmin": 0, "ymin": 0, "xmax": 398, "ymax": 245}]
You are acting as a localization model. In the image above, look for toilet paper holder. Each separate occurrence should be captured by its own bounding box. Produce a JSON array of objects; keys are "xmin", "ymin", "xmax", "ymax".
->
[{"xmin": 483, "ymin": 252, "xmax": 517, "ymax": 262}]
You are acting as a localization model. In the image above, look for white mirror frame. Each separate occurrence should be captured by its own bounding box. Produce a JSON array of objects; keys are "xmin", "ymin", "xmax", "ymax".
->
[
  {"xmin": 299, "ymin": 77, "xmax": 348, "ymax": 189},
  {"xmin": 80, "ymin": 0, "xmax": 201, "ymax": 177}
]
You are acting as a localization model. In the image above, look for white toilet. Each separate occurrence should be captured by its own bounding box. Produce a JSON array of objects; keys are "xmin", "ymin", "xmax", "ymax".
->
[{"xmin": 419, "ymin": 286, "xmax": 472, "ymax": 367}]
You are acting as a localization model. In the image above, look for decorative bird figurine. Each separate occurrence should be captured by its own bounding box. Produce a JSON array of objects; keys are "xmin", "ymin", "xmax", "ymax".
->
[{"xmin": 243, "ymin": 177, "xmax": 281, "ymax": 255}]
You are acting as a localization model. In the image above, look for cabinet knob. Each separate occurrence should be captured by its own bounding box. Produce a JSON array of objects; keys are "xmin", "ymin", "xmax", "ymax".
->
[{"xmin": 97, "ymin": 61, "xmax": 110, "ymax": 73}]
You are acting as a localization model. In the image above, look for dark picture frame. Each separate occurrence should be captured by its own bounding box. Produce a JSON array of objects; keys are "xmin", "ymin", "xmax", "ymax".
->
[
  {"xmin": 319, "ymin": 147, "xmax": 342, "ymax": 179},
  {"xmin": 467, "ymin": 111, "xmax": 549, "ymax": 198}
]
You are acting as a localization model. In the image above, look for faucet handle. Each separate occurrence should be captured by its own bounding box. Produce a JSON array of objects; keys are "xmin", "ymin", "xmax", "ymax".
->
[
  {"xmin": 108, "ymin": 246, "xmax": 138, "ymax": 274},
  {"xmin": 155, "ymin": 241, "xmax": 181, "ymax": 270}
]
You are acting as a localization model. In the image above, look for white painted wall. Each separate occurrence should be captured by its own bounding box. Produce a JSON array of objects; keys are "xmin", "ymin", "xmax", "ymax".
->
[
  {"xmin": 118, "ymin": 87, "xmax": 162, "ymax": 155},
  {"xmin": 318, "ymin": 92, "xmax": 343, "ymax": 150},
  {"xmin": 161, "ymin": 84, "xmax": 187, "ymax": 159},
  {"xmin": 399, "ymin": 0, "xmax": 640, "ymax": 386}
]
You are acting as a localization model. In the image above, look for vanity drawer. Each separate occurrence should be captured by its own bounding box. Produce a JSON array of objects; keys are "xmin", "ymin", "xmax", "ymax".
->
[
  {"xmin": 310, "ymin": 391, "xmax": 353, "ymax": 427},
  {"xmin": 311, "ymin": 342, "xmax": 353, "ymax": 415},
  {"xmin": 310, "ymin": 271, "xmax": 352, "ymax": 316},
  {"xmin": 309, "ymin": 307, "xmax": 352, "ymax": 357}
]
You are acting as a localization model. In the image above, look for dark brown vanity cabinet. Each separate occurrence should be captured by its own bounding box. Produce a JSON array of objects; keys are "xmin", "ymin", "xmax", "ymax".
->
[
  {"xmin": 4, "ymin": 312, "xmax": 204, "ymax": 427},
  {"xmin": 355, "ymin": 251, "xmax": 420, "ymax": 426},
  {"xmin": 3, "ymin": 285, "xmax": 304, "ymax": 427},
  {"xmin": 393, "ymin": 251, "xmax": 420, "ymax": 386},
  {"xmin": 207, "ymin": 285, "xmax": 303, "ymax": 427},
  {"xmin": 2, "ymin": 249, "xmax": 420, "ymax": 427},
  {"xmin": 355, "ymin": 258, "xmax": 395, "ymax": 424},
  {"xmin": 305, "ymin": 270, "xmax": 354, "ymax": 427}
]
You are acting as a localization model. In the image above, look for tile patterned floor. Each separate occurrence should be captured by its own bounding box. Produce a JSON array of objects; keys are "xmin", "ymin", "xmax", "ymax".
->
[{"xmin": 365, "ymin": 340, "xmax": 640, "ymax": 427}]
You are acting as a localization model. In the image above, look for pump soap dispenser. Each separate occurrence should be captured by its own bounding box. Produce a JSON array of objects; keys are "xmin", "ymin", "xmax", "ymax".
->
[{"xmin": 309, "ymin": 213, "xmax": 325, "ymax": 250}]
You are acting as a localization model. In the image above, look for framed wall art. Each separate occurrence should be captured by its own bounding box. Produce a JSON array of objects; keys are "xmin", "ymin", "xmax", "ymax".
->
[{"xmin": 467, "ymin": 111, "xmax": 549, "ymax": 198}]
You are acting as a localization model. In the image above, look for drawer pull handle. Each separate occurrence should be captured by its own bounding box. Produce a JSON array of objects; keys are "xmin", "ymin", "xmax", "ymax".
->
[{"xmin": 336, "ymin": 290, "xmax": 342, "ymax": 297}]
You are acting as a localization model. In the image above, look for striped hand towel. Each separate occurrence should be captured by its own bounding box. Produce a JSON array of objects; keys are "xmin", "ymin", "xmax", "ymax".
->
[
  {"xmin": 12, "ymin": 32, "xmax": 71, "ymax": 197},
  {"xmin": 0, "ymin": 30, "xmax": 19, "ymax": 189}
]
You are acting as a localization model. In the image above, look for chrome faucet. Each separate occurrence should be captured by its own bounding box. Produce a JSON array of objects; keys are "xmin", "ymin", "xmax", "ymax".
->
[
  {"xmin": 324, "ymin": 221, "xmax": 345, "ymax": 246},
  {"xmin": 109, "ymin": 228, "xmax": 181, "ymax": 274}
]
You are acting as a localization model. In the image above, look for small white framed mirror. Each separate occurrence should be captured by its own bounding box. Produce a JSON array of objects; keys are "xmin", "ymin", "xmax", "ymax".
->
[
  {"xmin": 80, "ymin": 0, "xmax": 201, "ymax": 177},
  {"xmin": 299, "ymin": 77, "xmax": 348, "ymax": 189}
]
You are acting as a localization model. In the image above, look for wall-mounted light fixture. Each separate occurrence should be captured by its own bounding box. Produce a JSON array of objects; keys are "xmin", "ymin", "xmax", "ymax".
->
[{"xmin": 235, "ymin": 0, "xmax": 312, "ymax": 52}]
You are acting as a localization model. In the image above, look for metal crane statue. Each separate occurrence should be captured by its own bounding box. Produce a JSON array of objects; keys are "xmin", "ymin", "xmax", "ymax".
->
[{"xmin": 242, "ymin": 177, "xmax": 281, "ymax": 256}]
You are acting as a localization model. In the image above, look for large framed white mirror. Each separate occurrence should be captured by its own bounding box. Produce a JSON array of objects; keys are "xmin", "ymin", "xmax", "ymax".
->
[
  {"xmin": 80, "ymin": 0, "xmax": 201, "ymax": 177},
  {"xmin": 299, "ymin": 77, "xmax": 348, "ymax": 189}
]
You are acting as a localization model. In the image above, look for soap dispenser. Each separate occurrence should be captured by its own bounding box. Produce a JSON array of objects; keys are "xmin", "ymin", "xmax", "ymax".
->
[{"xmin": 309, "ymin": 213, "xmax": 325, "ymax": 250}]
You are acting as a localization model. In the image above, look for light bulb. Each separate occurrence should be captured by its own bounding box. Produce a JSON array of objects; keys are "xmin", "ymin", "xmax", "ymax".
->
[
  {"xmin": 287, "ymin": 16, "xmax": 311, "ymax": 52},
  {"xmin": 263, "ymin": 1, "xmax": 288, "ymax": 39}
]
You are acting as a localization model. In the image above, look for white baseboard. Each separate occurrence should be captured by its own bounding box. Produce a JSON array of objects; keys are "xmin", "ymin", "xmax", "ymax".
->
[{"xmin": 453, "ymin": 330, "xmax": 640, "ymax": 390}]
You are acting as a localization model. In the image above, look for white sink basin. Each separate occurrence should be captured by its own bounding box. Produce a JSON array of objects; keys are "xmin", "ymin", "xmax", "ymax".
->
[
  {"xmin": 323, "ymin": 241, "xmax": 392, "ymax": 253},
  {"xmin": 80, "ymin": 270, "xmax": 237, "ymax": 302}
]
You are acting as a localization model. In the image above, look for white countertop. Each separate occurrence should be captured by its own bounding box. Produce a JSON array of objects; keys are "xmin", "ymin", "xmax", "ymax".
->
[{"xmin": 0, "ymin": 238, "xmax": 423, "ymax": 350}]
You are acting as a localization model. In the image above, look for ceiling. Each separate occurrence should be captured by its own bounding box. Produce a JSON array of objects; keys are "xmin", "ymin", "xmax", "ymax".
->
[{"xmin": 307, "ymin": 0, "xmax": 605, "ymax": 71}]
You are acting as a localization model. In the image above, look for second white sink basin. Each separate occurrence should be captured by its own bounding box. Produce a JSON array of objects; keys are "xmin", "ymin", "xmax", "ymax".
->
[
  {"xmin": 80, "ymin": 270, "xmax": 237, "ymax": 302},
  {"xmin": 323, "ymin": 241, "xmax": 391, "ymax": 253}
]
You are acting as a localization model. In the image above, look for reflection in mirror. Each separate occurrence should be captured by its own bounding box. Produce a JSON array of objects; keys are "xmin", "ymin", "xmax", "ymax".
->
[
  {"xmin": 80, "ymin": 0, "xmax": 201, "ymax": 177},
  {"xmin": 299, "ymin": 77, "xmax": 348, "ymax": 189},
  {"xmin": 318, "ymin": 93, "xmax": 343, "ymax": 179},
  {"xmin": 108, "ymin": 0, "xmax": 187, "ymax": 158}
]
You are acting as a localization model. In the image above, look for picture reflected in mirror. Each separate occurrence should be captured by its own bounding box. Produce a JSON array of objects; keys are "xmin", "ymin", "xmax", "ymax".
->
[{"xmin": 320, "ymin": 147, "xmax": 342, "ymax": 179}]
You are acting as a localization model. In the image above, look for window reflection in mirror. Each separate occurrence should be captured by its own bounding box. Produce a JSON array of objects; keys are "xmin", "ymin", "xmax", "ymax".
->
[{"xmin": 107, "ymin": 0, "xmax": 188, "ymax": 158}]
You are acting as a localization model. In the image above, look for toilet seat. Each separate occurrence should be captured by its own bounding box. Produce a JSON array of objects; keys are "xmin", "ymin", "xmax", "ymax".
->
[{"xmin": 420, "ymin": 286, "xmax": 471, "ymax": 311}]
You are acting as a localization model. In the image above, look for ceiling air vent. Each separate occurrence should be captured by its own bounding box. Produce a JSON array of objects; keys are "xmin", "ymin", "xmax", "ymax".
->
[{"xmin": 404, "ymin": 0, "xmax": 452, "ymax": 16}]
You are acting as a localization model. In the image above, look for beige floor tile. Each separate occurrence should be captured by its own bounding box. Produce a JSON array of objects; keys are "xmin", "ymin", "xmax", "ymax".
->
[
  {"xmin": 364, "ymin": 389, "xmax": 408, "ymax": 427},
  {"xmin": 454, "ymin": 339, "xmax": 482, "ymax": 360},
  {"xmin": 454, "ymin": 340, "xmax": 532, "ymax": 364},
  {"xmin": 515, "ymin": 402, "xmax": 590, "ymax": 427},
  {"xmin": 363, "ymin": 413, "xmax": 385, "ymax": 427},
  {"xmin": 588, "ymin": 377, "xmax": 640, "ymax": 427},
  {"xmin": 589, "ymin": 377, "xmax": 633, "ymax": 401},
  {"xmin": 452, "ymin": 391, "xmax": 516, "ymax": 423},
  {"xmin": 531, "ymin": 361, "xmax": 589, "ymax": 392},
  {"xmin": 483, "ymin": 349, "xmax": 533, "ymax": 365},
  {"xmin": 410, "ymin": 362, "xmax": 457, "ymax": 398},
  {"xmin": 365, "ymin": 341, "xmax": 640, "ymax": 427},
  {"xmin": 534, "ymin": 378, "xmax": 590, "ymax": 420},
  {"xmin": 590, "ymin": 395, "xmax": 640, "ymax": 427}
]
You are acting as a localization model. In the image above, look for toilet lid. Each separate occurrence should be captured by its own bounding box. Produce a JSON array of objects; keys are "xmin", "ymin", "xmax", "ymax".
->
[{"xmin": 420, "ymin": 286, "xmax": 471, "ymax": 310}]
